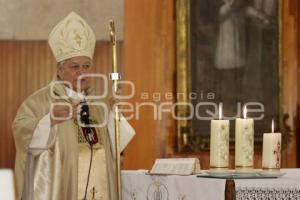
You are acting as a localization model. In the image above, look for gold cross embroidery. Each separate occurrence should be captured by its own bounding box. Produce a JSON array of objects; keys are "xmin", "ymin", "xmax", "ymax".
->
[
  {"xmin": 273, "ymin": 141, "xmax": 281, "ymax": 168},
  {"xmin": 74, "ymin": 32, "xmax": 82, "ymax": 46},
  {"xmin": 90, "ymin": 187, "xmax": 98, "ymax": 200}
]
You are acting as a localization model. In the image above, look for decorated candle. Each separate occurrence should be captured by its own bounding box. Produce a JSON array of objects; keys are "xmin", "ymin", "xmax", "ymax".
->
[
  {"xmin": 262, "ymin": 120, "xmax": 282, "ymax": 170},
  {"xmin": 235, "ymin": 107, "xmax": 254, "ymax": 169},
  {"xmin": 210, "ymin": 104, "xmax": 230, "ymax": 169}
]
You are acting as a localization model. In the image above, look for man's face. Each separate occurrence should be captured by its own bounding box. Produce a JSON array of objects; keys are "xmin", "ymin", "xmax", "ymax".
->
[{"xmin": 57, "ymin": 56, "xmax": 92, "ymax": 92}]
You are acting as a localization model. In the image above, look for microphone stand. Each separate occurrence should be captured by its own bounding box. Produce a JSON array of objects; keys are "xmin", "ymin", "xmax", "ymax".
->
[{"xmin": 109, "ymin": 20, "xmax": 122, "ymax": 200}]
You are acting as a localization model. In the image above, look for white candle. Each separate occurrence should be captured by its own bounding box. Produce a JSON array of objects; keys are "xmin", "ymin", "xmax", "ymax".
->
[
  {"xmin": 262, "ymin": 120, "xmax": 282, "ymax": 170},
  {"xmin": 210, "ymin": 104, "xmax": 230, "ymax": 169},
  {"xmin": 235, "ymin": 107, "xmax": 254, "ymax": 169}
]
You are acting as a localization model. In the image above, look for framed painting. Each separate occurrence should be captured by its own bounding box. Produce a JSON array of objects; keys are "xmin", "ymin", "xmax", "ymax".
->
[{"xmin": 176, "ymin": 0, "xmax": 290, "ymax": 152}]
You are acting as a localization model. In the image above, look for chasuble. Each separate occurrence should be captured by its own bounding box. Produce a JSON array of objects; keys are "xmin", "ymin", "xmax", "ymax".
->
[{"xmin": 13, "ymin": 80, "xmax": 135, "ymax": 200}]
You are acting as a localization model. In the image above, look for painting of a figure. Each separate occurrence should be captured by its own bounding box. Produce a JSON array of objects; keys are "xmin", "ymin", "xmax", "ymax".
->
[{"xmin": 190, "ymin": 0, "xmax": 279, "ymax": 138}]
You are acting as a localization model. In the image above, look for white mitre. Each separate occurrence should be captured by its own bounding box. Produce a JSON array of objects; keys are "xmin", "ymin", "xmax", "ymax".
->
[{"xmin": 48, "ymin": 12, "xmax": 96, "ymax": 62}]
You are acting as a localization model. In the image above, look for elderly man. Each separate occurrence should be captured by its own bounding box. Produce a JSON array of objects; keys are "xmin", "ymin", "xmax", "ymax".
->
[{"xmin": 13, "ymin": 12, "xmax": 134, "ymax": 200}]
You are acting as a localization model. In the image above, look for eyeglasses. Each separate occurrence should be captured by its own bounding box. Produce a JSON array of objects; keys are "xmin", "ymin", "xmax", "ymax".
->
[{"xmin": 67, "ymin": 62, "xmax": 92, "ymax": 71}]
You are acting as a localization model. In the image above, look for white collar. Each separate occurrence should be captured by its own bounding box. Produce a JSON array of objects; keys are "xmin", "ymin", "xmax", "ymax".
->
[{"xmin": 64, "ymin": 87, "xmax": 85, "ymax": 100}]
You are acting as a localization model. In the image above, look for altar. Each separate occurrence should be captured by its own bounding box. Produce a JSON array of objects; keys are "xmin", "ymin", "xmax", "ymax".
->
[{"xmin": 122, "ymin": 168, "xmax": 300, "ymax": 200}]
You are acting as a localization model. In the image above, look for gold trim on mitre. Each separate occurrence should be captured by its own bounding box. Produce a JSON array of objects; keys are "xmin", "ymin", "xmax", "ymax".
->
[{"xmin": 48, "ymin": 12, "xmax": 96, "ymax": 62}]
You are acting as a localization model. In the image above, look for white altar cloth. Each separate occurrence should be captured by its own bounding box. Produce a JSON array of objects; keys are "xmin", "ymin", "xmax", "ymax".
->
[
  {"xmin": 0, "ymin": 169, "xmax": 15, "ymax": 200},
  {"xmin": 122, "ymin": 170, "xmax": 226, "ymax": 200},
  {"xmin": 235, "ymin": 168, "xmax": 300, "ymax": 199}
]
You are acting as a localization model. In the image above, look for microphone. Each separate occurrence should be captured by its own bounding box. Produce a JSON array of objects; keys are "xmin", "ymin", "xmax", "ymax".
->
[
  {"xmin": 80, "ymin": 100, "xmax": 98, "ymax": 145},
  {"xmin": 79, "ymin": 100, "xmax": 98, "ymax": 200}
]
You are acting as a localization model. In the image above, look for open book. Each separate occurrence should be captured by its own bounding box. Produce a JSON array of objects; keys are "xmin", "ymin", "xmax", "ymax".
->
[{"xmin": 149, "ymin": 158, "xmax": 201, "ymax": 175}]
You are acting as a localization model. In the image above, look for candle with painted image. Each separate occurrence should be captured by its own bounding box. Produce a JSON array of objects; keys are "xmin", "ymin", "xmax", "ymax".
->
[
  {"xmin": 210, "ymin": 104, "xmax": 230, "ymax": 169},
  {"xmin": 262, "ymin": 120, "xmax": 282, "ymax": 170},
  {"xmin": 235, "ymin": 106, "xmax": 254, "ymax": 170}
]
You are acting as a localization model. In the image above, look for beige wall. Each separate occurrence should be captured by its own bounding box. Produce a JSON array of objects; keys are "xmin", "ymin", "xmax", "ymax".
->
[{"xmin": 0, "ymin": 0, "xmax": 123, "ymax": 40}]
